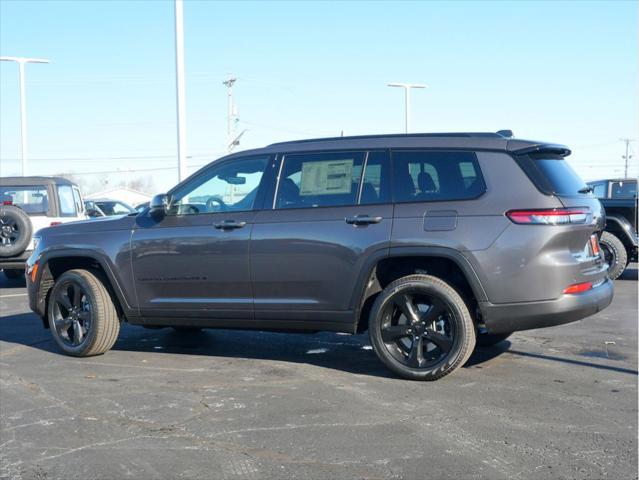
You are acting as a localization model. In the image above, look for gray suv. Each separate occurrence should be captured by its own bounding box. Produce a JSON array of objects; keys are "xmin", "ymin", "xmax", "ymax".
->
[{"xmin": 26, "ymin": 132, "xmax": 613, "ymax": 380}]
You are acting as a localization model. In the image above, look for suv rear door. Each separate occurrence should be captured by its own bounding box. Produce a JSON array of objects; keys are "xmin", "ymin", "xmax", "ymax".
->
[{"xmin": 250, "ymin": 150, "xmax": 392, "ymax": 326}]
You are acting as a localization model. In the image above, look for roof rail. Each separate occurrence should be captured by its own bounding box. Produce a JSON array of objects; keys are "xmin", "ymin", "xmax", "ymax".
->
[{"xmin": 267, "ymin": 131, "xmax": 509, "ymax": 148}]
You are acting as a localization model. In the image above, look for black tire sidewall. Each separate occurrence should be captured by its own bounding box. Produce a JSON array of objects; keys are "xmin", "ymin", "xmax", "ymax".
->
[
  {"xmin": 600, "ymin": 232, "xmax": 627, "ymax": 280},
  {"xmin": 48, "ymin": 271, "xmax": 102, "ymax": 356},
  {"xmin": 0, "ymin": 205, "xmax": 32, "ymax": 257},
  {"xmin": 369, "ymin": 275, "xmax": 475, "ymax": 380}
]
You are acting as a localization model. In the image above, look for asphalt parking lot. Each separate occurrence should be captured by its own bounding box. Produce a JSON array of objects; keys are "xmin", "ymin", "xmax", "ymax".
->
[{"xmin": 1, "ymin": 268, "xmax": 637, "ymax": 480}]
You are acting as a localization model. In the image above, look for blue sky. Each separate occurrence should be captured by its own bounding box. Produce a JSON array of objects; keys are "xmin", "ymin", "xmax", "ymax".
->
[{"xmin": 1, "ymin": 0, "xmax": 637, "ymax": 193}]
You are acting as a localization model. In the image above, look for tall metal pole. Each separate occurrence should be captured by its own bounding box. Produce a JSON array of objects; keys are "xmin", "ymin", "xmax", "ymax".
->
[
  {"xmin": 223, "ymin": 76, "xmax": 237, "ymax": 153},
  {"xmin": 387, "ymin": 82, "xmax": 426, "ymax": 133},
  {"xmin": 1, "ymin": 56, "xmax": 50, "ymax": 176},
  {"xmin": 620, "ymin": 137, "xmax": 635, "ymax": 179},
  {"xmin": 174, "ymin": 0, "xmax": 188, "ymax": 182}
]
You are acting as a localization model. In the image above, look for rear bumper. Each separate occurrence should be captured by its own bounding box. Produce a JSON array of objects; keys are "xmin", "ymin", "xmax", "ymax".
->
[
  {"xmin": 480, "ymin": 279, "xmax": 614, "ymax": 334},
  {"xmin": 0, "ymin": 251, "xmax": 31, "ymax": 270}
]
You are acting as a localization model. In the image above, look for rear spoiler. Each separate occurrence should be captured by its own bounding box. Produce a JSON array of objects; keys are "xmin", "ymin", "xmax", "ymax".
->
[{"xmin": 510, "ymin": 143, "xmax": 572, "ymax": 157}]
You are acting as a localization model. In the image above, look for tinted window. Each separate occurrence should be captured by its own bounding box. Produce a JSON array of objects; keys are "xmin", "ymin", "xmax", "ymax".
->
[
  {"xmin": 611, "ymin": 181, "xmax": 637, "ymax": 198},
  {"xmin": 532, "ymin": 157, "xmax": 587, "ymax": 195},
  {"xmin": 95, "ymin": 201, "xmax": 134, "ymax": 215},
  {"xmin": 275, "ymin": 151, "xmax": 365, "ymax": 209},
  {"xmin": 171, "ymin": 156, "xmax": 269, "ymax": 215},
  {"xmin": 0, "ymin": 185, "xmax": 49, "ymax": 214},
  {"xmin": 392, "ymin": 150, "xmax": 485, "ymax": 203},
  {"xmin": 72, "ymin": 188, "xmax": 84, "ymax": 214},
  {"xmin": 58, "ymin": 185, "xmax": 77, "ymax": 216},
  {"xmin": 360, "ymin": 151, "xmax": 391, "ymax": 205}
]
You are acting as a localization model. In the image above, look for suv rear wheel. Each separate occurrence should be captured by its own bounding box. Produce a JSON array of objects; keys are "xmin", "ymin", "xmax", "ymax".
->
[
  {"xmin": 0, "ymin": 205, "xmax": 32, "ymax": 258},
  {"xmin": 368, "ymin": 274, "xmax": 476, "ymax": 381},
  {"xmin": 48, "ymin": 269, "xmax": 120, "ymax": 356}
]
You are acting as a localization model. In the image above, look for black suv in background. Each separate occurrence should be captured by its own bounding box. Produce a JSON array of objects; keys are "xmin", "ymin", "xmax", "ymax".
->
[
  {"xmin": 587, "ymin": 178, "xmax": 637, "ymax": 279},
  {"xmin": 26, "ymin": 132, "xmax": 612, "ymax": 380}
]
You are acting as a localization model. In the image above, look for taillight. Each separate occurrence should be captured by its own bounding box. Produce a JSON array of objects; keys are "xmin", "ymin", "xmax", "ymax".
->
[
  {"xmin": 2, "ymin": 201, "xmax": 12, "ymax": 205},
  {"xmin": 49, "ymin": 221, "xmax": 62, "ymax": 226},
  {"xmin": 562, "ymin": 282, "xmax": 593, "ymax": 294},
  {"xmin": 506, "ymin": 208, "xmax": 589, "ymax": 225}
]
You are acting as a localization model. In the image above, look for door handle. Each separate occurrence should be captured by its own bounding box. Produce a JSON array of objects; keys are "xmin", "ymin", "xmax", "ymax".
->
[
  {"xmin": 345, "ymin": 215, "xmax": 383, "ymax": 226},
  {"xmin": 213, "ymin": 220, "xmax": 247, "ymax": 230}
]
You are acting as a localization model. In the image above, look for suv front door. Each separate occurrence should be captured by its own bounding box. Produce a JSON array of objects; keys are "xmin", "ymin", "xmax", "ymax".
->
[
  {"xmin": 250, "ymin": 150, "xmax": 393, "ymax": 327},
  {"xmin": 131, "ymin": 155, "xmax": 271, "ymax": 320}
]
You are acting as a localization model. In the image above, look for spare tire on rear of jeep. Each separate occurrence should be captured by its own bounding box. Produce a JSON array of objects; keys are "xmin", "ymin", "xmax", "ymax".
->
[{"xmin": 0, "ymin": 205, "xmax": 32, "ymax": 258}]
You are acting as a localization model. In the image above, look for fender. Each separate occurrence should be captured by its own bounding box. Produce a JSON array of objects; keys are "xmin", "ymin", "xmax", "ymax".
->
[
  {"xmin": 350, "ymin": 245, "xmax": 489, "ymax": 323},
  {"xmin": 36, "ymin": 248, "xmax": 137, "ymax": 319},
  {"xmin": 605, "ymin": 215, "xmax": 638, "ymax": 247}
]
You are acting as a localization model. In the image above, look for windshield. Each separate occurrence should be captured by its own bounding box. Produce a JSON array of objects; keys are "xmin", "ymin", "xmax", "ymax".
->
[
  {"xmin": 610, "ymin": 181, "xmax": 637, "ymax": 198},
  {"xmin": 0, "ymin": 185, "xmax": 49, "ymax": 214}
]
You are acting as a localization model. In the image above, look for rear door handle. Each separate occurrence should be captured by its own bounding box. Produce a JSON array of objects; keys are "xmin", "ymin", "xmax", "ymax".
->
[
  {"xmin": 345, "ymin": 215, "xmax": 383, "ymax": 225},
  {"xmin": 213, "ymin": 220, "xmax": 247, "ymax": 230}
]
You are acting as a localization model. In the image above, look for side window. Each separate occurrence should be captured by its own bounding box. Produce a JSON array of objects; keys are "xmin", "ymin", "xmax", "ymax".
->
[
  {"xmin": 72, "ymin": 187, "xmax": 84, "ymax": 214},
  {"xmin": 170, "ymin": 156, "xmax": 269, "ymax": 215},
  {"xmin": 591, "ymin": 182, "xmax": 606, "ymax": 198},
  {"xmin": 57, "ymin": 185, "xmax": 77, "ymax": 216},
  {"xmin": 392, "ymin": 150, "xmax": 485, "ymax": 203},
  {"xmin": 275, "ymin": 151, "xmax": 366, "ymax": 209},
  {"xmin": 360, "ymin": 151, "xmax": 391, "ymax": 205}
]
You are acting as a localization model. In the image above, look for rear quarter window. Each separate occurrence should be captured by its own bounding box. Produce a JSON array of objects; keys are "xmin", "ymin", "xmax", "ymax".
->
[{"xmin": 391, "ymin": 150, "xmax": 485, "ymax": 203}]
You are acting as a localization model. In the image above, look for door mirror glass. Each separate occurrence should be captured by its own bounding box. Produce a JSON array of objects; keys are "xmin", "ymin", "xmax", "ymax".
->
[{"xmin": 149, "ymin": 194, "xmax": 169, "ymax": 218}]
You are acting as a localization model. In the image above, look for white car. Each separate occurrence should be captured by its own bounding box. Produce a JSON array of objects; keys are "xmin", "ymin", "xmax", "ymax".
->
[{"xmin": 0, "ymin": 176, "xmax": 87, "ymax": 280}]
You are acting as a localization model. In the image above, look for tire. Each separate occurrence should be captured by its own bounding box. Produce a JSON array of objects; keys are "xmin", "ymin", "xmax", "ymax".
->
[
  {"xmin": 368, "ymin": 274, "xmax": 476, "ymax": 381},
  {"xmin": 600, "ymin": 232, "xmax": 627, "ymax": 280},
  {"xmin": 476, "ymin": 332, "xmax": 511, "ymax": 348},
  {"xmin": 48, "ymin": 269, "xmax": 120, "ymax": 356},
  {"xmin": 3, "ymin": 269, "xmax": 24, "ymax": 280},
  {"xmin": 0, "ymin": 205, "xmax": 32, "ymax": 258}
]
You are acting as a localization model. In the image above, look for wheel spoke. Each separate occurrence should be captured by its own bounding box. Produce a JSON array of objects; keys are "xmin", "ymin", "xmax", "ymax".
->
[
  {"xmin": 79, "ymin": 310, "xmax": 91, "ymax": 321},
  {"xmin": 72, "ymin": 285, "xmax": 82, "ymax": 307},
  {"xmin": 394, "ymin": 294, "xmax": 420, "ymax": 323},
  {"xmin": 72, "ymin": 320, "xmax": 84, "ymax": 345},
  {"xmin": 425, "ymin": 329, "xmax": 453, "ymax": 353},
  {"xmin": 381, "ymin": 324, "xmax": 411, "ymax": 342},
  {"xmin": 55, "ymin": 316, "xmax": 72, "ymax": 332},
  {"xmin": 407, "ymin": 336, "xmax": 424, "ymax": 367},
  {"xmin": 420, "ymin": 300, "xmax": 446, "ymax": 324},
  {"xmin": 56, "ymin": 291, "xmax": 72, "ymax": 311}
]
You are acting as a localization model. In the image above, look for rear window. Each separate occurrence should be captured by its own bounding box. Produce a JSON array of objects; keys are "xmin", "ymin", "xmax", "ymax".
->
[
  {"xmin": 0, "ymin": 185, "xmax": 49, "ymax": 214},
  {"xmin": 610, "ymin": 181, "xmax": 637, "ymax": 198},
  {"xmin": 517, "ymin": 154, "xmax": 587, "ymax": 196},
  {"xmin": 391, "ymin": 150, "xmax": 485, "ymax": 203}
]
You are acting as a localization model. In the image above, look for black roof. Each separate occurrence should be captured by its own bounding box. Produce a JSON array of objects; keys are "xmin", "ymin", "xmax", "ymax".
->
[
  {"xmin": 0, "ymin": 176, "xmax": 77, "ymax": 187},
  {"xmin": 223, "ymin": 131, "xmax": 571, "ymax": 159}
]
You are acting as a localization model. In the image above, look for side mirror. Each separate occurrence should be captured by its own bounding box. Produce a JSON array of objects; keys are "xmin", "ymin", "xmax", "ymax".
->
[{"xmin": 149, "ymin": 194, "xmax": 169, "ymax": 218}]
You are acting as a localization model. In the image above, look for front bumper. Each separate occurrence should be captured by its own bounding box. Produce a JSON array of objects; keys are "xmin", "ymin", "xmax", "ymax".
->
[
  {"xmin": 480, "ymin": 279, "xmax": 614, "ymax": 334},
  {"xmin": 0, "ymin": 250, "xmax": 31, "ymax": 270}
]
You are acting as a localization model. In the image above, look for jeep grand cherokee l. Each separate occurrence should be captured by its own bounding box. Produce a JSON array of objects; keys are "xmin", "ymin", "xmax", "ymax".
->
[{"xmin": 26, "ymin": 132, "xmax": 613, "ymax": 380}]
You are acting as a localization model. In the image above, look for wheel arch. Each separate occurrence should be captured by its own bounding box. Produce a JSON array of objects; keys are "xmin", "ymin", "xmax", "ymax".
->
[
  {"xmin": 352, "ymin": 246, "xmax": 488, "ymax": 332},
  {"xmin": 604, "ymin": 215, "xmax": 638, "ymax": 250},
  {"xmin": 37, "ymin": 250, "xmax": 132, "ymax": 327}
]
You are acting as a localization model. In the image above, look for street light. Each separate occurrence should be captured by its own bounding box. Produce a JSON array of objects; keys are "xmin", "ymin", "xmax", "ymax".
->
[
  {"xmin": 0, "ymin": 56, "xmax": 50, "ymax": 176},
  {"xmin": 387, "ymin": 82, "xmax": 426, "ymax": 133},
  {"xmin": 174, "ymin": 0, "xmax": 188, "ymax": 182}
]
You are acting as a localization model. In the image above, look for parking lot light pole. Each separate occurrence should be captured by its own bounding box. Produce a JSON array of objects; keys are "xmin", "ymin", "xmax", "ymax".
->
[
  {"xmin": 174, "ymin": 0, "xmax": 188, "ymax": 182},
  {"xmin": 0, "ymin": 56, "xmax": 50, "ymax": 177},
  {"xmin": 387, "ymin": 82, "xmax": 426, "ymax": 133}
]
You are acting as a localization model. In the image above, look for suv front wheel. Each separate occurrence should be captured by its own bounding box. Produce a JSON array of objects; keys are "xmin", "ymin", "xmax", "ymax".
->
[
  {"xmin": 368, "ymin": 274, "xmax": 476, "ymax": 381},
  {"xmin": 48, "ymin": 269, "xmax": 120, "ymax": 356}
]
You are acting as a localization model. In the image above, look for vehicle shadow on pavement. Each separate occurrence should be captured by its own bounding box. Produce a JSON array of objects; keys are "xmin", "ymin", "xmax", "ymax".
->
[
  {"xmin": 619, "ymin": 265, "xmax": 638, "ymax": 281},
  {"xmin": 2, "ymin": 312, "xmax": 636, "ymax": 379}
]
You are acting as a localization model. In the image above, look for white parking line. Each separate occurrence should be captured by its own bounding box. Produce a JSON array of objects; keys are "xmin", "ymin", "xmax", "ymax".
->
[{"xmin": 0, "ymin": 293, "xmax": 28, "ymax": 298}]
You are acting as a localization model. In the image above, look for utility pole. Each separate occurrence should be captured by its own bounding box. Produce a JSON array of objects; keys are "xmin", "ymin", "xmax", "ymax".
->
[
  {"xmin": 0, "ymin": 56, "xmax": 50, "ymax": 177},
  {"xmin": 174, "ymin": 0, "xmax": 188, "ymax": 182},
  {"xmin": 387, "ymin": 82, "xmax": 426, "ymax": 133},
  {"xmin": 620, "ymin": 138, "xmax": 635, "ymax": 178},
  {"xmin": 223, "ymin": 76, "xmax": 238, "ymax": 153}
]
